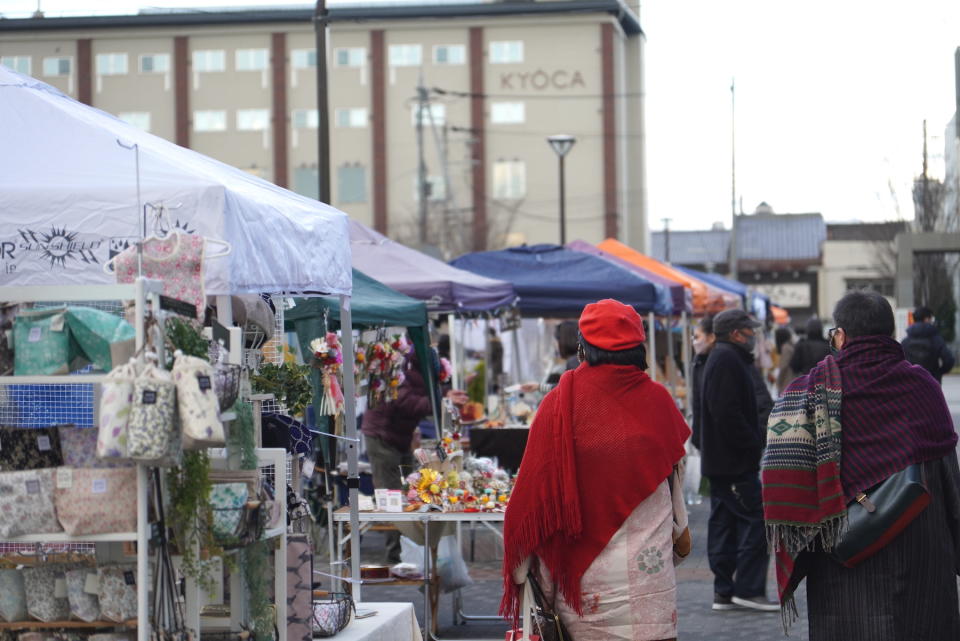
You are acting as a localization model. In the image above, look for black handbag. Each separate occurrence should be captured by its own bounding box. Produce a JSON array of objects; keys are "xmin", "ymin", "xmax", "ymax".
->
[
  {"xmin": 527, "ymin": 571, "xmax": 572, "ymax": 641},
  {"xmin": 833, "ymin": 463, "xmax": 930, "ymax": 568}
]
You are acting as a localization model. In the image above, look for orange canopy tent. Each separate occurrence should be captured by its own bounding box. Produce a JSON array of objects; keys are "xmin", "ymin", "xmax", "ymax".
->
[
  {"xmin": 771, "ymin": 305, "xmax": 791, "ymax": 326},
  {"xmin": 597, "ymin": 238, "xmax": 740, "ymax": 315}
]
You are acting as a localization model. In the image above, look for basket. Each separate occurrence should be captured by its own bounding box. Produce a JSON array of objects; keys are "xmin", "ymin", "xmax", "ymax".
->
[
  {"xmin": 312, "ymin": 593, "xmax": 354, "ymax": 637},
  {"xmin": 214, "ymin": 364, "xmax": 243, "ymax": 413}
]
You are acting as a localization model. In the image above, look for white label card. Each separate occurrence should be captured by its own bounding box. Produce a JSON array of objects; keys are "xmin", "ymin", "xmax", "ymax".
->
[
  {"xmin": 91, "ymin": 478, "xmax": 107, "ymax": 494},
  {"xmin": 301, "ymin": 458, "xmax": 315, "ymax": 479},
  {"xmin": 27, "ymin": 327, "xmax": 42, "ymax": 342},
  {"xmin": 54, "ymin": 577, "xmax": 67, "ymax": 598},
  {"xmin": 36, "ymin": 435, "xmax": 51, "ymax": 451},
  {"xmin": 84, "ymin": 572, "xmax": 100, "ymax": 595},
  {"xmin": 56, "ymin": 468, "xmax": 73, "ymax": 489}
]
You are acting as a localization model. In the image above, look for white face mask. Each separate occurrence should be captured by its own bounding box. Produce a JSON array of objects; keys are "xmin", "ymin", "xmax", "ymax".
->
[{"xmin": 693, "ymin": 337, "xmax": 709, "ymax": 355}]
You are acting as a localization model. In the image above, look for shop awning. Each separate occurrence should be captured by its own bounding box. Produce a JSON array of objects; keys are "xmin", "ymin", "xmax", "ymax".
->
[
  {"xmin": 349, "ymin": 221, "xmax": 516, "ymax": 313},
  {"xmin": 0, "ymin": 67, "xmax": 351, "ymax": 296},
  {"xmin": 450, "ymin": 244, "xmax": 661, "ymax": 317}
]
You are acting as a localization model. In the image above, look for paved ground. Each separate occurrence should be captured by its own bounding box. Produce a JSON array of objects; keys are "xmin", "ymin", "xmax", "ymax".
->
[{"xmin": 321, "ymin": 375, "xmax": 960, "ymax": 640}]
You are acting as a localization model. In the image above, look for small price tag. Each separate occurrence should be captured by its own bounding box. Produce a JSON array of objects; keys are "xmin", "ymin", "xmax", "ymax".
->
[
  {"xmin": 36, "ymin": 435, "xmax": 51, "ymax": 452},
  {"xmin": 84, "ymin": 572, "xmax": 100, "ymax": 595},
  {"xmin": 124, "ymin": 570, "xmax": 136, "ymax": 586},
  {"xmin": 435, "ymin": 443, "xmax": 448, "ymax": 463},
  {"xmin": 27, "ymin": 327, "xmax": 42, "ymax": 342},
  {"xmin": 301, "ymin": 458, "xmax": 315, "ymax": 479},
  {"xmin": 54, "ymin": 577, "xmax": 67, "ymax": 599},
  {"xmin": 56, "ymin": 468, "xmax": 73, "ymax": 489},
  {"xmin": 91, "ymin": 478, "xmax": 108, "ymax": 494},
  {"xmin": 141, "ymin": 389, "xmax": 157, "ymax": 405},
  {"xmin": 196, "ymin": 374, "xmax": 212, "ymax": 391},
  {"xmin": 25, "ymin": 479, "xmax": 40, "ymax": 494}
]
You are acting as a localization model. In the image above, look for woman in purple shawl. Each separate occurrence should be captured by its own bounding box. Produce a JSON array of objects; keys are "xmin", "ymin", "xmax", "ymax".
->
[{"xmin": 762, "ymin": 291, "xmax": 960, "ymax": 640}]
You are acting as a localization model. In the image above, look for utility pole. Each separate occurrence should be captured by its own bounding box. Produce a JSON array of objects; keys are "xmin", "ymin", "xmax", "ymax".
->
[
  {"xmin": 313, "ymin": 0, "xmax": 331, "ymax": 203},
  {"xmin": 728, "ymin": 78, "xmax": 739, "ymax": 280},
  {"xmin": 662, "ymin": 217, "xmax": 672, "ymax": 263},
  {"xmin": 416, "ymin": 81, "xmax": 429, "ymax": 247}
]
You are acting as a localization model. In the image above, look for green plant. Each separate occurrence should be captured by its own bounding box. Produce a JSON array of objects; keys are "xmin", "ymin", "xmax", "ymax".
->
[
  {"xmin": 228, "ymin": 400, "xmax": 258, "ymax": 471},
  {"xmin": 242, "ymin": 540, "xmax": 274, "ymax": 641},
  {"xmin": 166, "ymin": 450, "xmax": 223, "ymax": 592},
  {"xmin": 251, "ymin": 361, "xmax": 312, "ymax": 417},
  {"xmin": 467, "ymin": 361, "xmax": 486, "ymax": 404},
  {"xmin": 165, "ymin": 317, "xmax": 210, "ymax": 367}
]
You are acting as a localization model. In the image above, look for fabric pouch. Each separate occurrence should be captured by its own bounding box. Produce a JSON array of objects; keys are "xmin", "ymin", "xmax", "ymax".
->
[
  {"xmin": 172, "ymin": 353, "xmax": 225, "ymax": 450},
  {"xmin": 0, "ymin": 569, "xmax": 27, "ymax": 622},
  {"xmin": 13, "ymin": 307, "xmax": 86, "ymax": 376},
  {"xmin": 22, "ymin": 565, "xmax": 70, "ymax": 622},
  {"xmin": 210, "ymin": 482, "xmax": 249, "ymax": 542},
  {"xmin": 54, "ymin": 467, "xmax": 137, "ymax": 536},
  {"xmin": 97, "ymin": 565, "xmax": 137, "ymax": 623},
  {"xmin": 0, "ymin": 427, "xmax": 63, "ymax": 471},
  {"xmin": 0, "ymin": 469, "xmax": 62, "ymax": 538},
  {"xmin": 64, "ymin": 307, "xmax": 135, "ymax": 372},
  {"xmin": 59, "ymin": 426, "xmax": 131, "ymax": 469},
  {"xmin": 97, "ymin": 361, "xmax": 139, "ymax": 461},
  {"xmin": 64, "ymin": 568, "xmax": 100, "ymax": 622},
  {"xmin": 127, "ymin": 364, "xmax": 177, "ymax": 464}
]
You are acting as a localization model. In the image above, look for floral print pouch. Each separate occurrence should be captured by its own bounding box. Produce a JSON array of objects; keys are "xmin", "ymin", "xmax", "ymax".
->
[
  {"xmin": 65, "ymin": 568, "xmax": 100, "ymax": 622},
  {"xmin": 97, "ymin": 361, "xmax": 139, "ymax": 461},
  {"xmin": 127, "ymin": 364, "xmax": 177, "ymax": 464},
  {"xmin": 22, "ymin": 565, "xmax": 70, "ymax": 622},
  {"xmin": 0, "ymin": 569, "xmax": 27, "ymax": 622},
  {"xmin": 59, "ymin": 426, "xmax": 131, "ymax": 469},
  {"xmin": 0, "ymin": 427, "xmax": 63, "ymax": 471},
  {"xmin": 210, "ymin": 482, "xmax": 249, "ymax": 543},
  {"xmin": 97, "ymin": 565, "xmax": 138, "ymax": 623},
  {"xmin": 0, "ymin": 469, "xmax": 62, "ymax": 538},
  {"xmin": 172, "ymin": 354, "xmax": 225, "ymax": 450},
  {"xmin": 54, "ymin": 468, "xmax": 137, "ymax": 536}
]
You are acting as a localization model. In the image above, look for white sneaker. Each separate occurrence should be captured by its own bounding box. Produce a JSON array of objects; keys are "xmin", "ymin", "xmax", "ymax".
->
[{"xmin": 731, "ymin": 595, "xmax": 780, "ymax": 612}]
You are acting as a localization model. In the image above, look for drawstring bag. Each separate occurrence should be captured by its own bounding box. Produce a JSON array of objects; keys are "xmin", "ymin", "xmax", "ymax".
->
[
  {"xmin": 65, "ymin": 568, "xmax": 101, "ymax": 623},
  {"xmin": 13, "ymin": 306, "xmax": 87, "ymax": 375},
  {"xmin": 172, "ymin": 353, "xmax": 225, "ymax": 450},
  {"xmin": 97, "ymin": 360, "xmax": 139, "ymax": 461},
  {"xmin": 127, "ymin": 363, "xmax": 178, "ymax": 465},
  {"xmin": 54, "ymin": 467, "xmax": 138, "ymax": 536},
  {"xmin": 0, "ymin": 569, "xmax": 27, "ymax": 622},
  {"xmin": 0, "ymin": 469, "xmax": 62, "ymax": 538}
]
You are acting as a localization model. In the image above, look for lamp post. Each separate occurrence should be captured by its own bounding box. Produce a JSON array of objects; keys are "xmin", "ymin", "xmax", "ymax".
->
[{"xmin": 547, "ymin": 134, "xmax": 576, "ymax": 245}]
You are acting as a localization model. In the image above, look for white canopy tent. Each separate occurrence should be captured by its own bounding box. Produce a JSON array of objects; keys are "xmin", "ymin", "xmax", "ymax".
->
[{"xmin": 0, "ymin": 66, "xmax": 365, "ymax": 606}]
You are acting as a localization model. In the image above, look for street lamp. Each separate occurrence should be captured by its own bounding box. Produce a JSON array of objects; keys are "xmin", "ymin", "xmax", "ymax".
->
[{"xmin": 546, "ymin": 134, "xmax": 576, "ymax": 245}]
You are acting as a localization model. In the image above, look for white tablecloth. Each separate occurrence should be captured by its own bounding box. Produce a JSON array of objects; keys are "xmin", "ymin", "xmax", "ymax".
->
[{"xmin": 327, "ymin": 602, "xmax": 422, "ymax": 641}]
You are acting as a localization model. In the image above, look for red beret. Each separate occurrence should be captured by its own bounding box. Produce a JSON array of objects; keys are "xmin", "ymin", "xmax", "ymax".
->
[{"xmin": 579, "ymin": 299, "xmax": 646, "ymax": 351}]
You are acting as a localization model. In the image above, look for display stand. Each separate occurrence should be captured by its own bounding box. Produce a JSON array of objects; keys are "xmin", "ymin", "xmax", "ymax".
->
[{"xmin": 0, "ymin": 279, "xmax": 163, "ymax": 641}]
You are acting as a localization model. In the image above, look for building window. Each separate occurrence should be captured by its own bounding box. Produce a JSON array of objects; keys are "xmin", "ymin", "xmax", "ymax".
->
[
  {"xmin": 493, "ymin": 160, "xmax": 526, "ymax": 199},
  {"xmin": 139, "ymin": 54, "xmax": 170, "ymax": 73},
  {"xmin": 291, "ymin": 49, "xmax": 316, "ymax": 69},
  {"xmin": 1, "ymin": 56, "xmax": 31, "ymax": 75},
  {"xmin": 294, "ymin": 167, "xmax": 319, "ymax": 200},
  {"xmin": 338, "ymin": 165, "xmax": 367, "ymax": 204},
  {"xmin": 411, "ymin": 103, "xmax": 446, "ymax": 127},
  {"xmin": 334, "ymin": 47, "xmax": 366, "ymax": 67},
  {"xmin": 335, "ymin": 108, "xmax": 368, "ymax": 128},
  {"xmin": 433, "ymin": 45, "xmax": 465, "ymax": 65},
  {"xmin": 845, "ymin": 278, "xmax": 894, "ymax": 297},
  {"xmin": 118, "ymin": 111, "xmax": 151, "ymax": 132},
  {"xmin": 42, "ymin": 56, "xmax": 71, "ymax": 77},
  {"xmin": 236, "ymin": 109, "xmax": 270, "ymax": 131},
  {"xmin": 491, "ymin": 102, "xmax": 525, "ymax": 124},
  {"xmin": 193, "ymin": 50, "xmax": 226, "ymax": 73},
  {"xmin": 489, "ymin": 41, "xmax": 523, "ymax": 64},
  {"xmin": 95, "ymin": 53, "xmax": 128, "ymax": 76},
  {"xmin": 194, "ymin": 110, "xmax": 227, "ymax": 132},
  {"xmin": 293, "ymin": 109, "xmax": 319, "ymax": 129},
  {"xmin": 235, "ymin": 49, "xmax": 268, "ymax": 72},
  {"xmin": 414, "ymin": 176, "xmax": 446, "ymax": 202},
  {"xmin": 388, "ymin": 44, "xmax": 422, "ymax": 67}
]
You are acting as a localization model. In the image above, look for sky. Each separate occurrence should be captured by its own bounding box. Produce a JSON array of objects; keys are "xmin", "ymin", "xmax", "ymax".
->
[{"xmin": 1, "ymin": 0, "xmax": 958, "ymax": 231}]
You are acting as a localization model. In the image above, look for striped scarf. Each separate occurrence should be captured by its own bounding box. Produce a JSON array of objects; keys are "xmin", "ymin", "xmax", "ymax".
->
[{"xmin": 761, "ymin": 354, "xmax": 846, "ymax": 622}]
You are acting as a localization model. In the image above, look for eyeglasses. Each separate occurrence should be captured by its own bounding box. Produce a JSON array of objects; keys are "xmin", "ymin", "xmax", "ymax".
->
[{"xmin": 828, "ymin": 327, "xmax": 840, "ymax": 342}]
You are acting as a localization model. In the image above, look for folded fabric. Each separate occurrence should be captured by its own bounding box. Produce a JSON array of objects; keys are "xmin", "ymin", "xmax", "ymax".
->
[
  {"xmin": 0, "ymin": 427, "xmax": 63, "ymax": 471},
  {"xmin": 65, "ymin": 307, "xmax": 136, "ymax": 372},
  {"xmin": 13, "ymin": 307, "xmax": 87, "ymax": 376}
]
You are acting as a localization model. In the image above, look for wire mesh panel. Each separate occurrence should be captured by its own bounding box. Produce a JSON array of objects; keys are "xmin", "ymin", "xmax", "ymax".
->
[
  {"xmin": 0, "ymin": 542, "xmax": 97, "ymax": 555},
  {"xmin": 0, "ymin": 382, "xmax": 96, "ymax": 427}
]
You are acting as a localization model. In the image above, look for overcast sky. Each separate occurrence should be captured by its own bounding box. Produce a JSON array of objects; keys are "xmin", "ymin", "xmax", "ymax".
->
[{"xmin": 2, "ymin": 0, "xmax": 958, "ymax": 230}]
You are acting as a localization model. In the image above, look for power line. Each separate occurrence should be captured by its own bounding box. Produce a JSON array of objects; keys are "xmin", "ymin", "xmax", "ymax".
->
[{"xmin": 431, "ymin": 87, "xmax": 644, "ymax": 100}]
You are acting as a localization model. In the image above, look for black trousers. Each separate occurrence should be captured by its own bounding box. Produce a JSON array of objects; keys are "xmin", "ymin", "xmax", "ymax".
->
[{"xmin": 707, "ymin": 472, "xmax": 769, "ymax": 598}]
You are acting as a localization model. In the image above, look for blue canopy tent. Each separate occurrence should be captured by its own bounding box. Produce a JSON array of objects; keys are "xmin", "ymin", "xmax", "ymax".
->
[
  {"xmin": 675, "ymin": 266, "xmax": 771, "ymax": 323},
  {"xmin": 450, "ymin": 244, "xmax": 664, "ymax": 317}
]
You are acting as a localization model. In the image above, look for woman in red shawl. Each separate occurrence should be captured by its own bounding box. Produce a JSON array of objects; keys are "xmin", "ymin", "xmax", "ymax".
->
[{"xmin": 502, "ymin": 299, "xmax": 690, "ymax": 641}]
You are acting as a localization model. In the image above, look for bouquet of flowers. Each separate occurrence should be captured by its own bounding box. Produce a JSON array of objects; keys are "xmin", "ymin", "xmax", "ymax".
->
[
  {"xmin": 310, "ymin": 333, "xmax": 344, "ymax": 416},
  {"xmin": 365, "ymin": 335, "xmax": 413, "ymax": 407},
  {"xmin": 404, "ymin": 467, "xmax": 450, "ymax": 506}
]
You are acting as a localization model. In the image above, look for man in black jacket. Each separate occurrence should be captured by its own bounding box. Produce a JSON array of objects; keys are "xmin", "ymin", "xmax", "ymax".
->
[
  {"xmin": 902, "ymin": 305, "xmax": 955, "ymax": 383},
  {"xmin": 690, "ymin": 315, "xmax": 715, "ymax": 449},
  {"xmin": 701, "ymin": 309, "xmax": 779, "ymax": 612}
]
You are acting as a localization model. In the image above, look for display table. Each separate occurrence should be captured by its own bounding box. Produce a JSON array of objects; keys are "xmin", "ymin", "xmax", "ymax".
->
[
  {"xmin": 467, "ymin": 427, "xmax": 529, "ymax": 473},
  {"xmin": 332, "ymin": 509, "xmax": 505, "ymax": 640},
  {"xmin": 334, "ymin": 602, "xmax": 422, "ymax": 641}
]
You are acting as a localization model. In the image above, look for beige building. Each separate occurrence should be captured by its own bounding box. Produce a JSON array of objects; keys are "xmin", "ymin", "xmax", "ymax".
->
[{"xmin": 0, "ymin": 0, "xmax": 647, "ymax": 256}]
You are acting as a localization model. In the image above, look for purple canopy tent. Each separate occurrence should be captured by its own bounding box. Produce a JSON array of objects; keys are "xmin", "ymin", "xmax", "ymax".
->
[
  {"xmin": 566, "ymin": 240, "xmax": 692, "ymax": 315},
  {"xmin": 349, "ymin": 221, "xmax": 516, "ymax": 312}
]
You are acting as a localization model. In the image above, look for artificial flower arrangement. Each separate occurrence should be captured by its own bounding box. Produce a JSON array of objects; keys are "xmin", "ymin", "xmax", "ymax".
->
[
  {"xmin": 310, "ymin": 332, "xmax": 344, "ymax": 416},
  {"xmin": 438, "ymin": 357, "xmax": 453, "ymax": 384},
  {"xmin": 401, "ymin": 451, "xmax": 513, "ymax": 513},
  {"xmin": 364, "ymin": 334, "xmax": 412, "ymax": 406}
]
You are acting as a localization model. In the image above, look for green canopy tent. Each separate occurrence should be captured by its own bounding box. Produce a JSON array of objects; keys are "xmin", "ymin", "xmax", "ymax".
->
[{"xmin": 284, "ymin": 269, "xmax": 435, "ymax": 467}]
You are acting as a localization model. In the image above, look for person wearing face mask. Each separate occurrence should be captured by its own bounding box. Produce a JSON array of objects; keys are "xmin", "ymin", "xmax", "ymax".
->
[
  {"xmin": 690, "ymin": 315, "xmax": 716, "ymax": 450},
  {"xmin": 700, "ymin": 309, "xmax": 779, "ymax": 613}
]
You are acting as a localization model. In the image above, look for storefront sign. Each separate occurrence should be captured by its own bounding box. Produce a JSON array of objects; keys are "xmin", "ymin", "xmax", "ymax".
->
[
  {"xmin": 753, "ymin": 282, "xmax": 812, "ymax": 308},
  {"xmin": 500, "ymin": 69, "xmax": 587, "ymax": 91}
]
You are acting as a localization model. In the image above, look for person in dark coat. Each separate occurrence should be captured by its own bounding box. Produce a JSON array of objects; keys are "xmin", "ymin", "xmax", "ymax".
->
[
  {"xmin": 789, "ymin": 317, "xmax": 831, "ymax": 377},
  {"xmin": 690, "ymin": 315, "xmax": 716, "ymax": 450},
  {"xmin": 902, "ymin": 305, "xmax": 955, "ymax": 383},
  {"xmin": 700, "ymin": 309, "xmax": 779, "ymax": 612}
]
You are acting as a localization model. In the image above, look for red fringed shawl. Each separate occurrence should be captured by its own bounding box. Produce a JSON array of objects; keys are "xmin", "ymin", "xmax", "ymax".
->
[{"xmin": 500, "ymin": 363, "xmax": 690, "ymax": 622}]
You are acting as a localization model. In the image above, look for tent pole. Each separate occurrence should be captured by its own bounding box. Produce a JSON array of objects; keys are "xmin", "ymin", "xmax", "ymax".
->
[
  {"xmin": 681, "ymin": 312, "xmax": 691, "ymax": 416},
  {"xmin": 666, "ymin": 315, "xmax": 675, "ymax": 397},
  {"xmin": 647, "ymin": 312, "xmax": 657, "ymax": 383},
  {"xmin": 338, "ymin": 294, "xmax": 361, "ymax": 603},
  {"xmin": 448, "ymin": 313, "xmax": 459, "ymax": 390},
  {"xmin": 511, "ymin": 324, "xmax": 523, "ymax": 387}
]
